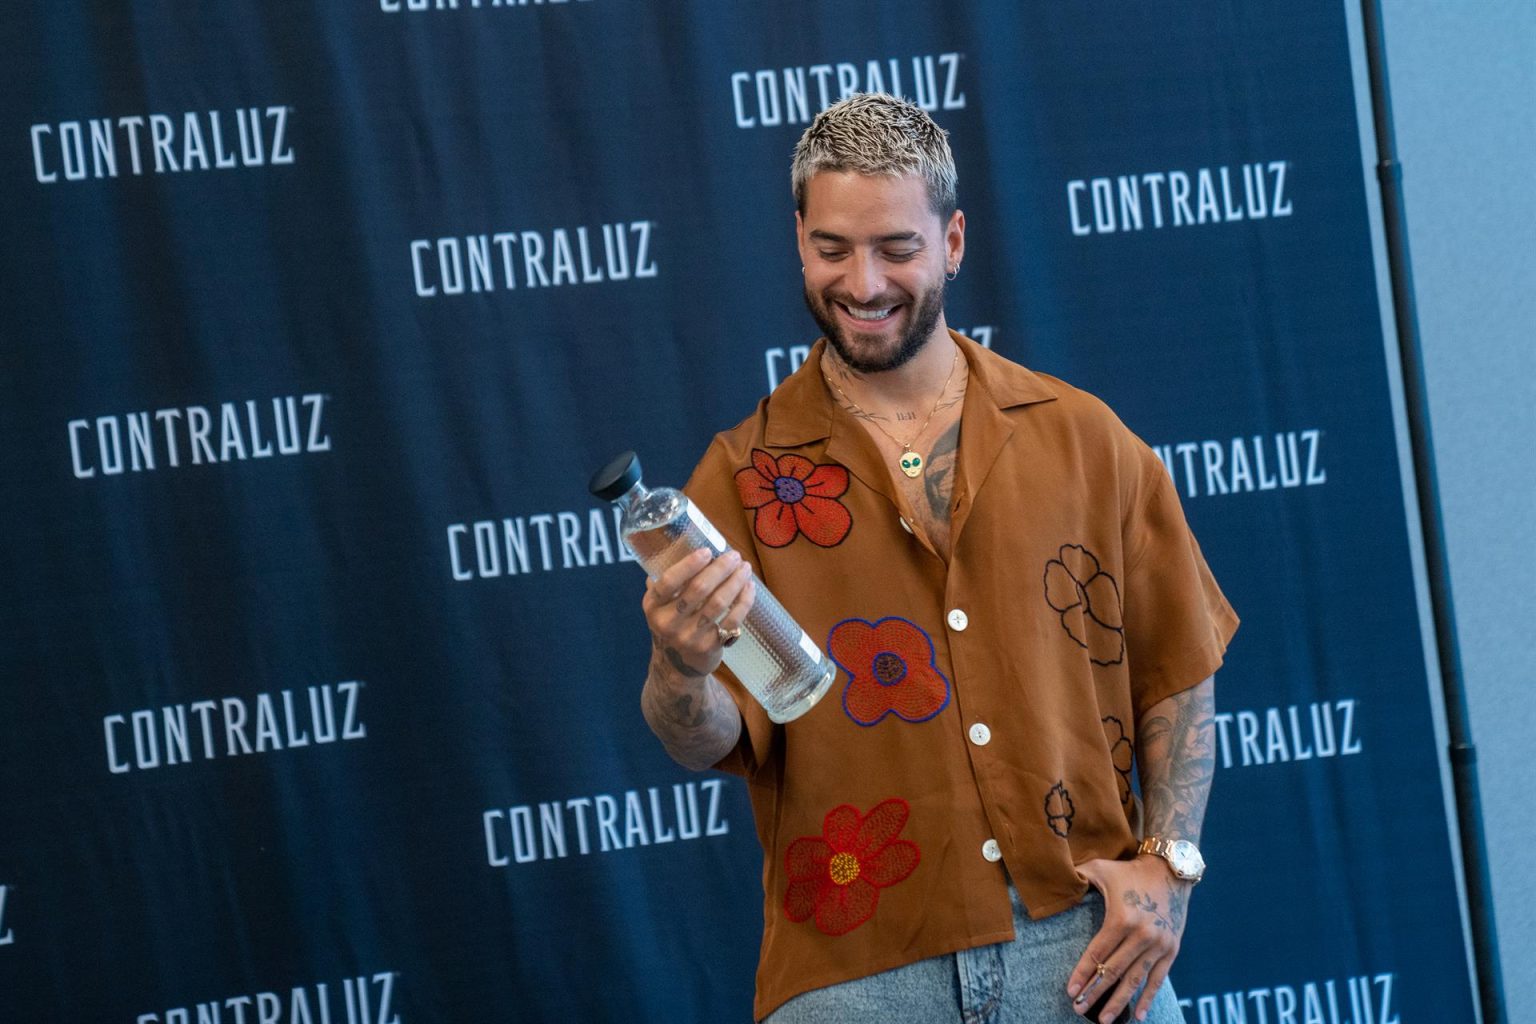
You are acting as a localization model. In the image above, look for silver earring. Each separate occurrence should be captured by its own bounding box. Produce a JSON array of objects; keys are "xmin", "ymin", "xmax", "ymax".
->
[{"xmin": 945, "ymin": 264, "xmax": 959, "ymax": 281}]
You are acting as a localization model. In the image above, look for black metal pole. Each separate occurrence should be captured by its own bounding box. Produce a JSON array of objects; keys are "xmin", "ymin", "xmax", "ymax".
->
[{"xmin": 1357, "ymin": 2, "xmax": 1506, "ymax": 1021}]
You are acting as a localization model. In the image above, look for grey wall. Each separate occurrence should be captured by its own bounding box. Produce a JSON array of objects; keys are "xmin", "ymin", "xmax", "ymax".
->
[{"xmin": 1382, "ymin": 0, "xmax": 1536, "ymax": 1005}]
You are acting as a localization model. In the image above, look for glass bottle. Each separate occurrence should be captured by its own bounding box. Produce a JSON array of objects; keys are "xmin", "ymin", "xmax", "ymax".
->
[{"xmin": 591, "ymin": 451, "xmax": 834, "ymax": 723}]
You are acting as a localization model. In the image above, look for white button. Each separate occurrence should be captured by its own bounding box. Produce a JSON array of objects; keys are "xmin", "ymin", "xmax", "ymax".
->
[
  {"xmin": 899, "ymin": 517, "xmax": 913, "ymax": 534},
  {"xmin": 982, "ymin": 839, "xmax": 1002, "ymax": 862},
  {"xmin": 969, "ymin": 723, "xmax": 991, "ymax": 746},
  {"xmin": 947, "ymin": 609, "xmax": 969, "ymax": 631}
]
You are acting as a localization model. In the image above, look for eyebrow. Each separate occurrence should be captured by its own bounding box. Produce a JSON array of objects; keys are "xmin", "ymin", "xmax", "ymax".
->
[{"xmin": 808, "ymin": 230, "xmax": 925, "ymax": 245}]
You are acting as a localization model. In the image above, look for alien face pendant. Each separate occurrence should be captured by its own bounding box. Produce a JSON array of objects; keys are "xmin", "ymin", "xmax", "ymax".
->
[{"xmin": 899, "ymin": 451, "xmax": 924, "ymax": 478}]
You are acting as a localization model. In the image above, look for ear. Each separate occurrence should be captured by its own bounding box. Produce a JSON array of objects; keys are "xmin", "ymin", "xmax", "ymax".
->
[
  {"xmin": 946, "ymin": 208, "xmax": 966, "ymax": 269},
  {"xmin": 795, "ymin": 209, "xmax": 809, "ymax": 263}
]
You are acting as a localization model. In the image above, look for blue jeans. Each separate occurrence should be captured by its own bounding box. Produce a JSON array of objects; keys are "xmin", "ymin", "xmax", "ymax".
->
[{"xmin": 764, "ymin": 888, "xmax": 1185, "ymax": 1024}]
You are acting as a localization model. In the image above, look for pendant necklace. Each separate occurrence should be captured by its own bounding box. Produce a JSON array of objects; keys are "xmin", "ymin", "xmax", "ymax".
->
[{"xmin": 824, "ymin": 348, "xmax": 960, "ymax": 478}]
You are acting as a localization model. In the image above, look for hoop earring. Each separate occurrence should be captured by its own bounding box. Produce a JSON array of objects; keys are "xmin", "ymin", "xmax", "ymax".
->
[{"xmin": 945, "ymin": 265, "xmax": 960, "ymax": 281}]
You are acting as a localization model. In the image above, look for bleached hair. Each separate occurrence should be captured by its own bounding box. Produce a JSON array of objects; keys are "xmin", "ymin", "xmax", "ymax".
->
[{"xmin": 791, "ymin": 93, "xmax": 957, "ymax": 218}]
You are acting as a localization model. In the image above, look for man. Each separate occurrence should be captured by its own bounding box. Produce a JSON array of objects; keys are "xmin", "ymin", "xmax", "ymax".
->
[{"xmin": 639, "ymin": 93, "xmax": 1237, "ymax": 1023}]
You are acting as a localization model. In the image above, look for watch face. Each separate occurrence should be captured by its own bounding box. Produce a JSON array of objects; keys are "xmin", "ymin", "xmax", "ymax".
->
[{"xmin": 1168, "ymin": 840, "xmax": 1205, "ymax": 878}]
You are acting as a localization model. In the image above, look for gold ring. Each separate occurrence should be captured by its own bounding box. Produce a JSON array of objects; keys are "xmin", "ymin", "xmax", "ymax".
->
[
  {"xmin": 717, "ymin": 625, "xmax": 742, "ymax": 647},
  {"xmin": 1095, "ymin": 962, "xmax": 1109, "ymax": 978}
]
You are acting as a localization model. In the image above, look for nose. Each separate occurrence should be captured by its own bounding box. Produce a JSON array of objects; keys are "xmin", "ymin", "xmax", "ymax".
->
[{"xmin": 845, "ymin": 251, "xmax": 887, "ymax": 304}]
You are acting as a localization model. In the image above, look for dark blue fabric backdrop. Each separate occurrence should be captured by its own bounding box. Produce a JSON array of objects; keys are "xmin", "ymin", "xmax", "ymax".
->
[{"xmin": 0, "ymin": 2, "xmax": 1476, "ymax": 1021}]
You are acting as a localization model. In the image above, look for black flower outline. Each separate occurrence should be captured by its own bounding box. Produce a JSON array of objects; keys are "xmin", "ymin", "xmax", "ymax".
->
[
  {"xmin": 1043, "ymin": 544, "xmax": 1125, "ymax": 665},
  {"xmin": 1045, "ymin": 781, "xmax": 1075, "ymax": 838},
  {"xmin": 1102, "ymin": 716, "xmax": 1134, "ymax": 806}
]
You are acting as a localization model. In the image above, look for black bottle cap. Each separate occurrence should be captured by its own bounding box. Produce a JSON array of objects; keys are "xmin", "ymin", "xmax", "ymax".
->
[{"xmin": 589, "ymin": 450, "xmax": 643, "ymax": 501}]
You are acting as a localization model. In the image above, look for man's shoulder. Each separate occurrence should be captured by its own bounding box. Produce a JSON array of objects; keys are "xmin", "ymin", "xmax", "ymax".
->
[
  {"xmin": 689, "ymin": 395, "xmax": 777, "ymax": 477},
  {"xmin": 1023, "ymin": 370, "xmax": 1120, "ymax": 425},
  {"xmin": 975, "ymin": 348, "xmax": 1165, "ymax": 499},
  {"xmin": 973, "ymin": 344, "xmax": 1132, "ymax": 437}
]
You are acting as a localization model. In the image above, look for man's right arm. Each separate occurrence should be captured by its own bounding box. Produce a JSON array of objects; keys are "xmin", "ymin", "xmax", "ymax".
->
[{"xmin": 639, "ymin": 548, "xmax": 753, "ymax": 771}]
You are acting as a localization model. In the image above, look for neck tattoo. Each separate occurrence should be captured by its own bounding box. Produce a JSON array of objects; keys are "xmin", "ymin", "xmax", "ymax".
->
[{"xmin": 825, "ymin": 348, "xmax": 960, "ymax": 478}]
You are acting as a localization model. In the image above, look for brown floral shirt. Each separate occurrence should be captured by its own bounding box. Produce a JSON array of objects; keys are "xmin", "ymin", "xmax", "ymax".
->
[{"xmin": 684, "ymin": 333, "xmax": 1238, "ymax": 1020}]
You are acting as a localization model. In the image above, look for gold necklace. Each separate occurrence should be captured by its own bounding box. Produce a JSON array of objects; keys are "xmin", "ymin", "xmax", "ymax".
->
[{"xmin": 824, "ymin": 348, "xmax": 960, "ymax": 478}]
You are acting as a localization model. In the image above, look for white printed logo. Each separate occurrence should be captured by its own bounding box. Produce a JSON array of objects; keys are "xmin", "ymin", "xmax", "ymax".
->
[
  {"xmin": 32, "ymin": 108, "xmax": 294, "ymax": 183},
  {"xmin": 1068, "ymin": 162, "xmax": 1291, "ymax": 235},
  {"xmin": 484, "ymin": 779, "xmax": 731, "ymax": 866},
  {"xmin": 732, "ymin": 53, "xmax": 965, "ymax": 129},
  {"xmin": 411, "ymin": 221, "xmax": 656, "ymax": 298}
]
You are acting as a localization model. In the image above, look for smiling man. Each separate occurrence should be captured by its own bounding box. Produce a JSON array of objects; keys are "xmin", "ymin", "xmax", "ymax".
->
[{"xmin": 637, "ymin": 94, "xmax": 1238, "ymax": 1024}]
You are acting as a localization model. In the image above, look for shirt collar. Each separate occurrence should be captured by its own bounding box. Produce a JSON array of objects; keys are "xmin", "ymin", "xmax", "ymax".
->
[{"xmin": 763, "ymin": 329, "xmax": 1058, "ymax": 448}]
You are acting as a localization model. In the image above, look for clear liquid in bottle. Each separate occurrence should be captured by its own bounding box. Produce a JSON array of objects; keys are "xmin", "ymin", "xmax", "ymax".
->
[{"xmin": 591, "ymin": 451, "xmax": 834, "ymax": 723}]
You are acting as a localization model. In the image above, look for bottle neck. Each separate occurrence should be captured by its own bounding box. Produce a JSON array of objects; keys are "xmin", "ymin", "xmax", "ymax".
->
[{"xmin": 610, "ymin": 479, "xmax": 648, "ymax": 514}]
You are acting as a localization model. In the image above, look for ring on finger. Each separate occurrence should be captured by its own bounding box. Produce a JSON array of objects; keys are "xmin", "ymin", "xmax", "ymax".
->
[
  {"xmin": 1095, "ymin": 962, "xmax": 1110, "ymax": 979},
  {"xmin": 716, "ymin": 624, "xmax": 742, "ymax": 647}
]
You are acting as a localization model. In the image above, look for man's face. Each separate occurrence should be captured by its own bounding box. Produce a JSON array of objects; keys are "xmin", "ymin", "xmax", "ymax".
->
[{"xmin": 797, "ymin": 171, "xmax": 964, "ymax": 374}]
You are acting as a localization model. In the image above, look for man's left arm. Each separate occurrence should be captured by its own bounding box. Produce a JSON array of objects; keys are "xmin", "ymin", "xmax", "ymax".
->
[{"xmin": 1067, "ymin": 675, "xmax": 1216, "ymax": 1022}]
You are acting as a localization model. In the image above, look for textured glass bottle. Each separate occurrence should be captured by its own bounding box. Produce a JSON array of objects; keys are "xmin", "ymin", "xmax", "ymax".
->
[{"xmin": 591, "ymin": 451, "xmax": 834, "ymax": 723}]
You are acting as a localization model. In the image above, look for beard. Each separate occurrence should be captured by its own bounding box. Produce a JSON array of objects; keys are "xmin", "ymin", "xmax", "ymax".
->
[{"xmin": 803, "ymin": 276, "xmax": 946, "ymax": 374}]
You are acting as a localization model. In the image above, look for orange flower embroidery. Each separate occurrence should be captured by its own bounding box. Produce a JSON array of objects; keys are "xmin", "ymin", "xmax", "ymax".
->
[
  {"xmin": 828, "ymin": 616, "xmax": 950, "ymax": 726},
  {"xmin": 735, "ymin": 449, "xmax": 852, "ymax": 548}
]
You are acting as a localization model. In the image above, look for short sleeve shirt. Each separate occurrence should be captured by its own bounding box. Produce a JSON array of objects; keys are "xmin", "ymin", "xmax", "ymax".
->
[{"xmin": 683, "ymin": 333, "xmax": 1238, "ymax": 1021}]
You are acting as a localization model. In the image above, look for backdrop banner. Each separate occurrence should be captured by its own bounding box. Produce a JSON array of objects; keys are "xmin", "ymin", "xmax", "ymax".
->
[{"xmin": 0, "ymin": 1, "xmax": 1476, "ymax": 1021}]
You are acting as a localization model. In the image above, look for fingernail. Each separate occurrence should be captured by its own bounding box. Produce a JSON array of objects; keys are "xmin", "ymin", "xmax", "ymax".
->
[{"xmin": 1067, "ymin": 983, "xmax": 1080, "ymax": 998}]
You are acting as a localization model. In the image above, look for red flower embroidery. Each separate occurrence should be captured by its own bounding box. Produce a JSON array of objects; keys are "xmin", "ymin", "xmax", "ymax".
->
[
  {"xmin": 828, "ymin": 617, "xmax": 950, "ymax": 726},
  {"xmin": 735, "ymin": 449, "xmax": 852, "ymax": 548},
  {"xmin": 784, "ymin": 798, "xmax": 920, "ymax": 936}
]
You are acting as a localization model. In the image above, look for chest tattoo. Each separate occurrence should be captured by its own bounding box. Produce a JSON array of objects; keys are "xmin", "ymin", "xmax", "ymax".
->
[{"xmin": 921, "ymin": 420, "xmax": 961, "ymax": 520}]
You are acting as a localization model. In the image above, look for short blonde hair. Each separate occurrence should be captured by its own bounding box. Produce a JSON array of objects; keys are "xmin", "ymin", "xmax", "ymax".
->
[{"xmin": 791, "ymin": 93, "xmax": 957, "ymax": 217}]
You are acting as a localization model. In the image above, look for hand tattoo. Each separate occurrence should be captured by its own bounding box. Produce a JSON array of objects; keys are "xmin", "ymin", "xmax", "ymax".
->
[{"xmin": 1122, "ymin": 888, "xmax": 1179, "ymax": 932}]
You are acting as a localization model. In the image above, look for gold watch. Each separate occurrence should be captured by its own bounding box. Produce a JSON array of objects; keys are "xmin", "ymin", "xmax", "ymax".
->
[{"xmin": 1137, "ymin": 836, "xmax": 1205, "ymax": 883}]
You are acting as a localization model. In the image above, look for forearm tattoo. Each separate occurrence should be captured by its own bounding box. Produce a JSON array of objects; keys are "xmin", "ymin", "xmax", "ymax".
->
[
  {"xmin": 642, "ymin": 635, "xmax": 741, "ymax": 770},
  {"xmin": 1137, "ymin": 677, "xmax": 1216, "ymax": 848},
  {"xmin": 659, "ymin": 643, "xmax": 709, "ymax": 680}
]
